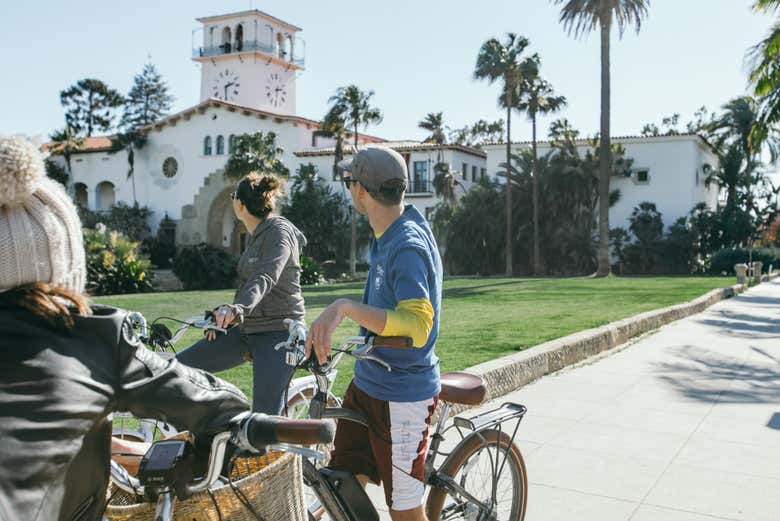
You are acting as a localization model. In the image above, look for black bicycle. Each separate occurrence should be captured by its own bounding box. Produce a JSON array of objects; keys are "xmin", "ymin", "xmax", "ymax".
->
[{"xmin": 275, "ymin": 320, "xmax": 529, "ymax": 521}]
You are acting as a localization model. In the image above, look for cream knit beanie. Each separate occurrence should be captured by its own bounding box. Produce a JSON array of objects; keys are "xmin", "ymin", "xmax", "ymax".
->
[{"xmin": 0, "ymin": 136, "xmax": 86, "ymax": 293}]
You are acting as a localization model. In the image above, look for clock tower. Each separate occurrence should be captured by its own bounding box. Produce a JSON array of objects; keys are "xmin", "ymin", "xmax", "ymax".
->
[{"xmin": 192, "ymin": 10, "xmax": 304, "ymax": 115}]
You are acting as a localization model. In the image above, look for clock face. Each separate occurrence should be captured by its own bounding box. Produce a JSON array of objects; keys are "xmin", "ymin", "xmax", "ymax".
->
[
  {"xmin": 212, "ymin": 69, "xmax": 240, "ymax": 102},
  {"xmin": 265, "ymin": 73, "xmax": 287, "ymax": 108}
]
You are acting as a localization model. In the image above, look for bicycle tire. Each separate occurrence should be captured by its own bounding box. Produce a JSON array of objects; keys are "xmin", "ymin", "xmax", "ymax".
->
[{"xmin": 425, "ymin": 429, "xmax": 528, "ymax": 521}]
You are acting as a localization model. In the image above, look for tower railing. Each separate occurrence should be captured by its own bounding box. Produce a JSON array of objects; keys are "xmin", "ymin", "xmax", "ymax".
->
[{"xmin": 193, "ymin": 39, "xmax": 305, "ymax": 68}]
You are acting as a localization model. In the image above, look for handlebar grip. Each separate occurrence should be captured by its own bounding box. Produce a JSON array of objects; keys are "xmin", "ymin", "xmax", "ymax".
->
[
  {"xmin": 372, "ymin": 336, "xmax": 412, "ymax": 348},
  {"xmin": 244, "ymin": 414, "xmax": 336, "ymax": 448}
]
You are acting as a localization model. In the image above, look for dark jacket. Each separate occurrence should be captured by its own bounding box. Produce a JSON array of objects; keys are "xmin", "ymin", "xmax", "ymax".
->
[
  {"xmin": 0, "ymin": 304, "xmax": 249, "ymax": 521},
  {"xmin": 233, "ymin": 215, "xmax": 307, "ymax": 333}
]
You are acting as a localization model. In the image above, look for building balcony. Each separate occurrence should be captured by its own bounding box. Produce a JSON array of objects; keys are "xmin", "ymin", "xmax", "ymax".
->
[
  {"xmin": 193, "ymin": 40, "xmax": 305, "ymax": 67},
  {"xmin": 407, "ymin": 179, "xmax": 434, "ymax": 196}
]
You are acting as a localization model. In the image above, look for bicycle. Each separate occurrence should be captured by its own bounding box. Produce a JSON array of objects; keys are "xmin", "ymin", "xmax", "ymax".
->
[
  {"xmin": 275, "ymin": 319, "xmax": 529, "ymax": 521},
  {"xmin": 108, "ymin": 412, "xmax": 336, "ymax": 521},
  {"xmin": 112, "ymin": 312, "xmax": 340, "ymax": 444}
]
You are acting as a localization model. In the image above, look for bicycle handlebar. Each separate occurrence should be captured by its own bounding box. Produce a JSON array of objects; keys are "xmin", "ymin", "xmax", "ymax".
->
[
  {"xmin": 111, "ymin": 413, "xmax": 336, "ymax": 498},
  {"xmin": 238, "ymin": 413, "xmax": 336, "ymax": 448},
  {"xmin": 372, "ymin": 336, "xmax": 413, "ymax": 348}
]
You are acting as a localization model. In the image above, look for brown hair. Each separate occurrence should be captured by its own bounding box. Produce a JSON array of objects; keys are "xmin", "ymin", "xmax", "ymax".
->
[
  {"xmin": 236, "ymin": 172, "xmax": 285, "ymax": 219},
  {"xmin": 365, "ymin": 178, "xmax": 405, "ymax": 206},
  {"xmin": 0, "ymin": 282, "xmax": 91, "ymax": 328}
]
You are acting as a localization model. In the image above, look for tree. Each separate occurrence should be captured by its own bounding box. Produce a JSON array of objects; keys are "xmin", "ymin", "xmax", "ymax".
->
[
  {"xmin": 48, "ymin": 126, "xmax": 84, "ymax": 180},
  {"xmin": 327, "ymin": 85, "xmax": 383, "ymax": 275},
  {"xmin": 224, "ymin": 132, "xmax": 290, "ymax": 181},
  {"xmin": 120, "ymin": 62, "xmax": 174, "ymax": 130},
  {"xmin": 432, "ymin": 162, "xmax": 461, "ymax": 207},
  {"xmin": 552, "ymin": 0, "xmax": 650, "ymax": 277},
  {"xmin": 317, "ymin": 103, "xmax": 349, "ymax": 181},
  {"xmin": 748, "ymin": 1, "xmax": 780, "ymax": 130},
  {"xmin": 60, "ymin": 78, "xmax": 124, "ymax": 136},
  {"xmin": 513, "ymin": 68, "xmax": 567, "ymax": 274},
  {"xmin": 448, "ymin": 119, "xmax": 505, "ymax": 147},
  {"xmin": 44, "ymin": 158, "xmax": 69, "ymax": 186},
  {"xmin": 110, "ymin": 131, "xmax": 147, "ymax": 203},
  {"xmin": 474, "ymin": 33, "xmax": 537, "ymax": 276}
]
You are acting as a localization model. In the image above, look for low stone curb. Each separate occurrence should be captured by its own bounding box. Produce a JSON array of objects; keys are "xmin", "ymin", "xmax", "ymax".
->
[{"xmin": 445, "ymin": 275, "xmax": 778, "ymax": 419}]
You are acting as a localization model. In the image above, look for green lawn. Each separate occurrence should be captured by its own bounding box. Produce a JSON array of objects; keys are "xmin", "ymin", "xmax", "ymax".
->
[{"xmin": 96, "ymin": 276, "xmax": 733, "ymax": 399}]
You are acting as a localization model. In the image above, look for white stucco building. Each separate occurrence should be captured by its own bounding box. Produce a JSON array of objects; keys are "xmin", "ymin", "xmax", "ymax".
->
[
  {"xmin": 53, "ymin": 8, "xmax": 717, "ymax": 256},
  {"xmin": 482, "ymin": 134, "xmax": 720, "ymax": 231},
  {"xmin": 54, "ymin": 8, "xmax": 488, "ymax": 254}
]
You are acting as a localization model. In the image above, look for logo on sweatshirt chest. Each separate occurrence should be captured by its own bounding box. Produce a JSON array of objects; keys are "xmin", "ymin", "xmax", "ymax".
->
[{"xmin": 374, "ymin": 264, "xmax": 385, "ymax": 291}]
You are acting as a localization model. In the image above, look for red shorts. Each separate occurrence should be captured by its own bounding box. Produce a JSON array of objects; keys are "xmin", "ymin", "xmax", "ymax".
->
[{"xmin": 329, "ymin": 381, "xmax": 439, "ymax": 511}]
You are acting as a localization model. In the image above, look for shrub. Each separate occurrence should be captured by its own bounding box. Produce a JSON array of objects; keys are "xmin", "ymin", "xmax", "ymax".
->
[
  {"xmin": 84, "ymin": 225, "xmax": 154, "ymax": 295},
  {"xmin": 79, "ymin": 202, "xmax": 152, "ymax": 242},
  {"xmin": 142, "ymin": 235, "xmax": 177, "ymax": 269},
  {"xmin": 173, "ymin": 243, "xmax": 237, "ymax": 290},
  {"xmin": 300, "ymin": 255, "xmax": 325, "ymax": 285},
  {"xmin": 709, "ymin": 248, "xmax": 780, "ymax": 275}
]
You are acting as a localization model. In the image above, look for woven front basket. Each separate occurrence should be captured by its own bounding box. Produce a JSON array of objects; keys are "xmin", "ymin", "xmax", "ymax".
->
[{"xmin": 105, "ymin": 451, "xmax": 306, "ymax": 521}]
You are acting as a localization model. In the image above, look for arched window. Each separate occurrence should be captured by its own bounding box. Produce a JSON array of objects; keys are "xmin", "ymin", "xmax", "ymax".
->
[
  {"xmin": 96, "ymin": 181, "xmax": 115, "ymax": 211},
  {"xmin": 204, "ymin": 136, "xmax": 212, "ymax": 156},
  {"xmin": 285, "ymin": 35, "xmax": 293, "ymax": 62},
  {"xmin": 221, "ymin": 27, "xmax": 232, "ymax": 53},
  {"xmin": 74, "ymin": 182, "xmax": 88, "ymax": 207},
  {"xmin": 234, "ymin": 23, "xmax": 244, "ymax": 52},
  {"xmin": 209, "ymin": 27, "xmax": 215, "ymax": 48},
  {"xmin": 228, "ymin": 134, "xmax": 236, "ymax": 154},
  {"xmin": 216, "ymin": 135, "xmax": 225, "ymax": 155},
  {"xmin": 277, "ymin": 32, "xmax": 285, "ymax": 58}
]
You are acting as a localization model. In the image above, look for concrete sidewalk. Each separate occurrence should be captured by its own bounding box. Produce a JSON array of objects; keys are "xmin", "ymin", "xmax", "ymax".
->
[{"xmin": 368, "ymin": 279, "xmax": 780, "ymax": 520}]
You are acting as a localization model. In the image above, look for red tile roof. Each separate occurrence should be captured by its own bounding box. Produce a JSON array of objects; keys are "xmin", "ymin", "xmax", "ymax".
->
[{"xmin": 42, "ymin": 135, "xmax": 116, "ymax": 153}]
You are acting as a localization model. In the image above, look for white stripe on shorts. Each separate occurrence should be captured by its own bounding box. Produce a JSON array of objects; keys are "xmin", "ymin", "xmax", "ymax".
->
[{"xmin": 389, "ymin": 397, "xmax": 436, "ymax": 511}]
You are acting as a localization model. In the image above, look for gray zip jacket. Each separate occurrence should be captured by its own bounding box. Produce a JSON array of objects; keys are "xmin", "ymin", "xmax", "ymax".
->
[{"xmin": 233, "ymin": 215, "xmax": 307, "ymax": 333}]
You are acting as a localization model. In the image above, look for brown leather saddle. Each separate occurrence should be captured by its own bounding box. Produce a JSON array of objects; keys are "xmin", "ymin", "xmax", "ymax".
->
[{"xmin": 439, "ymin": 372, "xmax": 487, "ymax": 405}]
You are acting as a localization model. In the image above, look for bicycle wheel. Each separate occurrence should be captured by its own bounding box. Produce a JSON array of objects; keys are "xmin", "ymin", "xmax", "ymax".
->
[
  {"xmin": 286, "ymin": 388, "xmax": 341, "ymax": 521},
  {"xmin": 425, "ymin": 429, "xmax": 528, "ymax": 521}
]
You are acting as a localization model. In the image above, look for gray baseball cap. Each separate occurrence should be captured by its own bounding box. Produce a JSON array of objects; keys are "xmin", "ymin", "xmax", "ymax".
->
[{"xmin": 338, "ymin": 147, "xmax": 408, "ymax": 192}]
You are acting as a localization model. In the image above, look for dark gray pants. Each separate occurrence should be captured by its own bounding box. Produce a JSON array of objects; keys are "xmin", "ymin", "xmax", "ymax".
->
[{"xmin": 175, "ymin": 327, "xmax": 294, "ymax": 414}]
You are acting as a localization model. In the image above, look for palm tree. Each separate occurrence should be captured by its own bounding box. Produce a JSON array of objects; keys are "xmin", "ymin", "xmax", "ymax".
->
[
  {"xmin": 474, "ymin": 33, "xmax": 535, "ymax": 276},
  {"xmin": 48, "ymin": 126, "xmax": 84, "ymax": 182},
  {"xmin": 110, "ymin": 130, "xmax": 147, "ymax": 204},
  {"xmin": 514, "ymin": 71, "xmax": 567, "ymax": 275},
  {"xmin": 317, "ymin": 104, "xmax": 349, "ymax": 181},
  {"xmin": 432, "ymin": 162, "xmax": 462, "ymax": 207},
  {"xmin": 552, "ymin": 0, "xmax": 650, "ymax": 277},
  {"xmin": 709, "ymin": 96, "xmax": 779, "ymax": 216},
  {"xmin": 749, "ymin": 1, "xmax": 780, "ymax": 128},
  {"xmin": 327, "ymin": 85, "xmax": 383, "ymax": 275},
  {"xmin": 419, "ymin": 112, "xmax": 447, "ymax": 164}
]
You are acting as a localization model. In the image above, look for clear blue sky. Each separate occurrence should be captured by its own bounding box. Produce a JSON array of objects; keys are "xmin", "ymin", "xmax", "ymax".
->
[{"xmin": 0, "ymin": 0, "xmax": 774, "ymax": 144}]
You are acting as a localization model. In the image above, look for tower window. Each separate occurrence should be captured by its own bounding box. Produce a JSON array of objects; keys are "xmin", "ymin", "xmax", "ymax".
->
[
  {"xmin": 216, "ymin": 135, "xmax": 225, "ymax": 155},
  {"xmin": 221, "ymin": 27, "xmax": 232, "ymax": 53},
  {"xmin": 235, "ymin": 24, "xmax": 244, "ymax": 52},
  {"xmin": 204, "ymin": 136, "xmax": 212, "ymax": 156}
]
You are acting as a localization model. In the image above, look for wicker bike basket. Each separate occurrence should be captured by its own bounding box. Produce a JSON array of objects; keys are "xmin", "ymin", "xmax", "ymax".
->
[{"xmin": 105, "ymin": 450, "xmax": 306, "ymax": 521}]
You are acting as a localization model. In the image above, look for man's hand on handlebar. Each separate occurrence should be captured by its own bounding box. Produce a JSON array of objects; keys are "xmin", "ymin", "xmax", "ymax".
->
[{"xmin": 305, "ymin": 299, "xmax": 352, "ymax": 364}]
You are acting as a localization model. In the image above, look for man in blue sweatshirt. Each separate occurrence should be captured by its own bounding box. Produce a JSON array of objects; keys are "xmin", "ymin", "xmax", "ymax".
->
[{"xmin": 306, "ymin": 146, "xmax": 443, "ymax": 521}]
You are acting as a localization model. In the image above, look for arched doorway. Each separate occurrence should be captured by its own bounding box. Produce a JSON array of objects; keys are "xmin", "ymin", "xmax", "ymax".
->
[
  {"xmin": 96, "ymin": 181, "xmax": 115, "ymax": 211},
  {"xmin": 207, "ymin": 188, "xmax": 247, "ymax": 255},
  {"xmin": 74, "ymin": 182, "xmax": 88, "ymax": 207}
]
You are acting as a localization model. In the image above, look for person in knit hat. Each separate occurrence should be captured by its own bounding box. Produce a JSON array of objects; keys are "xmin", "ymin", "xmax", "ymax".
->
[
  {"xmin": 0, "ymin": 135, "xmax": 251, "ymax": 521},
  {"xmin": 0, "ymin": 136, "xmax": 86, "ymax": 296}
]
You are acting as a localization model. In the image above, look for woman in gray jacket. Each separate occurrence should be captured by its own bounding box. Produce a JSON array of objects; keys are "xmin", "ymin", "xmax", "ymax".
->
[{"xmin": 177, "ymin": 172, "xmax": 307, "ymax": 414}]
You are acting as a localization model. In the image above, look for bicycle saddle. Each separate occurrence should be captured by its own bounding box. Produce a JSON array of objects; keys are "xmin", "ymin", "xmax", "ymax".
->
[{"xmin": 439, "ymin": 372, "xmax": 487, "ymax": 405}]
